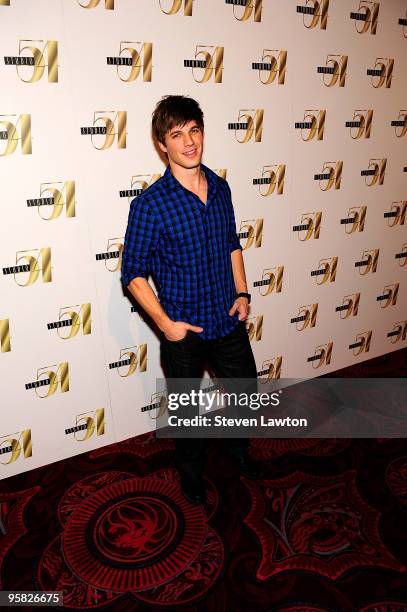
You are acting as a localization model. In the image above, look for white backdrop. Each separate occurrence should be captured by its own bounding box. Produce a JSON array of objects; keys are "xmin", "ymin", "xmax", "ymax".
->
[{"xmin": 1, "ymin": 0, "xmax": 406, "ymax": 478}]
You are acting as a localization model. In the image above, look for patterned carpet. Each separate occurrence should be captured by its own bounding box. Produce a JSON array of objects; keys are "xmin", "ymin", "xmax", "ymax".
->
[{"xmin": 1, "ymin": 349, "xmax": 406, "ymax": 611}]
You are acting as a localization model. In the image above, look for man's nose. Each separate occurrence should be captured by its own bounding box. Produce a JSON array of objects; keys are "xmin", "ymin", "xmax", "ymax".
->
[{"xmin": 183, "ymin": 133, "xmax": 194, "ymax": 147}]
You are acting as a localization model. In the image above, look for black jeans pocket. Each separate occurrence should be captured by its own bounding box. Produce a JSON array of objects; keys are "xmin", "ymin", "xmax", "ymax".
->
[{"xmin": 162, "ymin": 330, "xmax": 191, "ymax": 344}]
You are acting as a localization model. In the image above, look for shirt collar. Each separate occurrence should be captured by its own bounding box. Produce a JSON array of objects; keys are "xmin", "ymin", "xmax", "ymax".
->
[{"xmin": 163, "ymin": 162, "xmax": 218, "ymax": 196}]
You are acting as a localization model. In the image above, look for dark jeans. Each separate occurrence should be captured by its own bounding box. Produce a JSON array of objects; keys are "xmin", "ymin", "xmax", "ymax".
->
[{"xmin": 159, "ymin": 320, "xmax": 258, "ymax": 478}]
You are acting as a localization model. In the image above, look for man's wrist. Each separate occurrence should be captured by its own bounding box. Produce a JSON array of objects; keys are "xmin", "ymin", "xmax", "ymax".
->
[
  {"xmin": 156, "ymin": 315, "xmax": 173, "ymax": 334},
  {"xmin": 236, "ymin": 291, "xmax": 251, "ymax": 304}
]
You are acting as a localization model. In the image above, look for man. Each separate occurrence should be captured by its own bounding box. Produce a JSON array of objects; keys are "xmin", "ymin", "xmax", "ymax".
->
[{"xmin": 121, "ymin": 95, "xmax": 262, "ymax": 504}]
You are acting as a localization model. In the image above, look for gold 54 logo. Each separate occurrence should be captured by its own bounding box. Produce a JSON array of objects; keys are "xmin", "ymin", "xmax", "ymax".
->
[
  {"xmin": 295, "ymin": 109, "xmax": 326, "ymax": 140},
  {"xmin": 184, "ymin": 46, "xmax": 224, "ymax": 83},
  {"xmin": 47, "ymin": 303, "xmax": 91, "ymax": 339},
  {"xmin": 318, "ymin": 54, "xmax": 348, "ymax": 87},
  {"xmin": 253, "ymin": 266, "xmax": 284, "ymax": 296},
  {"xmin": 351, "ymin": 1, "xmax": 379, "ymax": 34},
  {"xmin": 346, "ymin": 109, "xmax": 373, "ymax": 139},
  {"xmin": 119, "ymin": 173, "xmax": 161, "ymax": 203},
  {"xmin": 245, "ymin": 315, "xmax": 263, "ymax": 341},
  {"xmin": 25, "ymin": 362, "xmax": 69, "ymax": 398},
  {"xmin": 4, "ymin": 40, "xmax": 58, "ymax": 83},
  {"xmin": 293, "ymin": 213, "xmax": 322, "ymax": 240},
  {"xmin": 253, "ymin": 164, "xmax": 285, "ymax": 196},
  {"xmin": 81, "ymin": 111, "xmax": 127, "ymax": 149},
  {"xmin": 297, "ymin": 0, "xmax": 329, "ymax": 29},
  {"xmin": 65, "ymin": 409, "xmax": 105, "ymax": 441},
  {"xmin": 314, "ymin": 161, "xmax": 343, "ymax": 190},
  {"xmin": 27, "ymin": 181, "xmax": 76, "ymax": 220},
  {"xmin": 107, "ymin": 42, "xmax": 152, "ymax": 82},
  {"xmin": 361, "ymin": 158, "xmax": 386, "ymax": 186},
  {"xmin": 391, "ymin": 110, "xmax": 407, "ymax": 138},
  {"xmin": 385, "ymin": 201, "xmax": 406, "ymax": 227},
  {"xmin": 0, "ymin": 319, "xmax": 10, "ymax": 353},
  {"xmin": 109, "ymin": 345, "xmax": 147, "ymax": 376},
  {"xmin": 226, "ymin": 0, "xmax": 263, "ymax": 22},
  {"xmin": 96, "ymin": 238, "xmax": 124, "ymax": 272},
  {"xmin": 367, "ymin": 57, "xmax": 394, "ymax": 88},
  {"xmin": 238, "ymin": 218, "xmax": 263, "ymax": 249},
  {"xmin": 0, "ymin": 430, "xmax": 32, "ymax": 465},
  {"xmin": 0, "ymin": 114, "xmax": 31, "ymax": 156},
  {"xmin": 252, "ymin": 49, "xmax": 286, "ymax": 85},
  {"xmin": 78, "ymin": 0, "xmax": 114, "ymax": 8},
  {"xmin": 159, "ymin": 0, "xmax": 193, "ymax": 14},
  {"xmin": 228, "ymin": 109, "xmax": 263, "ymax": 142},
  {"xmin": 3, "ymin": 248, "xmax": 52, "ymax": 286}
]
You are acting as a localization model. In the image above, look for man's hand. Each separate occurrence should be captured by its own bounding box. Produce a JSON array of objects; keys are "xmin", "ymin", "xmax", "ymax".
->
[
  {"xmin": 162, "ymin": 320, "xmax": 204, "ymax": 342},
  {"xmin": 229, "ymin": 296, "xmax": 249, "ymax": 321}
]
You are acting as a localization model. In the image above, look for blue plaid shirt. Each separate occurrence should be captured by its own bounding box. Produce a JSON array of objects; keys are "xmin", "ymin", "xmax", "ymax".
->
[{"xmin": 121, "ymin": 163, "xmax": 242, "ymax": 340}]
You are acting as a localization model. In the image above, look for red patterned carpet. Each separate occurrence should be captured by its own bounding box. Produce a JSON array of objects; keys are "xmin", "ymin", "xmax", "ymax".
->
[{"xmin": 1, "ymin": 349, "xmax": 407, "ymax": 611}]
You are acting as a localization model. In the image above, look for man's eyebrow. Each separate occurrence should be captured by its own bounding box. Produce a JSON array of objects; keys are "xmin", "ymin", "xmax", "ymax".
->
[{"xmin": 169, "ymin": 124, "xmax": 199, "ymax": 136}]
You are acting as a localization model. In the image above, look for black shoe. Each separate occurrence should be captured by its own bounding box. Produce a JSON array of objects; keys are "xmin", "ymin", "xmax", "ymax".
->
[
  {"xmin": 229, "ymin": 448, "xmax": 264, "ymax": 480},
  {"xmin": 180, "ymin": 473, "xmax": 206, "ymax": 505}
]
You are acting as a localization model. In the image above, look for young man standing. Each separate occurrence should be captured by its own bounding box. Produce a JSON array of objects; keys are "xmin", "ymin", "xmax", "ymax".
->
[{"xmin": 121, "ymin": 95, "xmax": 262, "ymax": 504}]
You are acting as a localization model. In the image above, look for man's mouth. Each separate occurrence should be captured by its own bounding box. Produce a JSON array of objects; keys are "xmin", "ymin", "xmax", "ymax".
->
[{"xmin": 184, "ymin": 148, "xmax": 197, "ymax": 158}]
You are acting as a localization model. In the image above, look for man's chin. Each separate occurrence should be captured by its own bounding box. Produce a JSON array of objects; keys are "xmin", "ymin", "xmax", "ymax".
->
[{"xmin": 179, "ymin": 157, "xmax": 202, "ymax": 169}]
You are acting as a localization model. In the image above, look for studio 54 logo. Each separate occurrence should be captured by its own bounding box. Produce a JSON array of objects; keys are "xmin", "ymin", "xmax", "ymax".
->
[
  {"xmin": 226, "ymin": 0, "xmax": 263, "ymax": 22},
  {"xmin": 297, "ymin": 0, "xmax": 329, "ymax": 29},
  {"xmin": 96, "ymin": 238, "xmax": 124, "ymax": 272},
  {"xmin": 27, "ymin": 181, "xmax": 76, "ymax": 220},
  {"xmin": 0, "ymin": 319, "xmax": 10, "ymax": 353},
  {"xmin": 109, "ymin": 344, "xmax": 147, "ymax": 376},
  {"xmin": 367, "ymin": 57, "xmax": 394, "ymax": 88},
  {"xmin": 81, "ymin": 111, "xmax": 127, "ymax": 149},
  {"xmin": 47, "ymin": 304, "xmax": 91, "ymax": 339},
  {"xmin": 307, "ymin": 342, "xmax": 333, "ymax": 368},
  {"xmin": 159, "ymin": 0, "xmax": 193, "ymax": 15},
  {"xmin": 4, "ymin": 40, "xmax": 58, "ymax": 82},
  {"xmin": 293, "ymin": 213, "xmax": 322, "ymax": 240},
  {"xmin": 228, "ymin": 109, "xmax": 263, "ymax": 142},
  {"xmin": 252, "ymin": 49, "xmax": 286, "ymax": 85},
  {"xmin": 78, "ymin": 0, "xmax": 114, "ymax": 9},
  {"xmin": 107, "ymin": 42, "xmax": 152, "ymax": 82},
  {"xmin": 291, "ymin": 304, "xmax": 318, "ymax": 331},
  {"xmin": 0, "ymin": 430, "xmax": 32, "ymax": 465},
  {"xmin": 65, "ymin": 409, "xmax": 105, "ymax": 441},
  {"xmin": 317, "ymin": 54, "xmax": 348, "ymax": 87},
  {"xmin": 25, "ymin": 362, "xmax": 69, "ymax": 398},
  {"xmin": 385, "ymin": 201, "xmax": 406, "ymax": 227},
  {"xmin": 119, "ymin": 173, "xmax": 161, "ymax": 203},
  {"xmin": 184, "ymin": 45, "xmax": 224, "ymax": 83},
  {"xmin": 0, "ymin": 114, "xmax": 32, "ymax": 156},
  {"xmin": 350, "ymin": 1, "xmax": 380, "ymax": 34},
  {"xmin": 253, "ymin": 266, "xmax": 284, "ymax": 296},
  {"xmin": 253, "ymin": 164, "xmax": 285, "ymax": 196},
  {"xmin": 295, "ymin": 109, "xmax": 326, "ymax": 141},
  {"xmin": 238, "ymin": 218, "xmax": 263, "ymax": 249},
  {"xmin": 3, "ymin": 248, "xmax": 52, "ymax": 286}
]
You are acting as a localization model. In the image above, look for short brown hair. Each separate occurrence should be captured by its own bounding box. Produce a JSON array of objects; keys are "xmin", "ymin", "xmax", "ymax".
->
[{"xmin": 152, "ymin": 95, "xmax": 204, "ymax": 144}]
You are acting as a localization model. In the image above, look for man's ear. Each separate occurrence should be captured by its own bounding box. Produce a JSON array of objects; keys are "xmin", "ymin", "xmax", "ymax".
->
[{"xmin": 158, "ymin": 140, "xmax": 167, "ymax": 154}]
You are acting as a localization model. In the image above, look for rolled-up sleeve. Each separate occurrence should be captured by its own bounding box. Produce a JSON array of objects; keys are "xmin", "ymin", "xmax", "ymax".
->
[
  {"xmin": 225, "ymin": 182, "xmax": 242, "ymax": 253},
  {"xmin": 121, "ymin": 196, "xmax": 160, "ymax": 288}
]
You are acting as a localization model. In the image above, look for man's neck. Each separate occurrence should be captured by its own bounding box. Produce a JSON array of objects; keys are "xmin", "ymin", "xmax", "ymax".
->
[{"xmin": 169, "ymin": 161, "xmax": 203, "ymax": 192}]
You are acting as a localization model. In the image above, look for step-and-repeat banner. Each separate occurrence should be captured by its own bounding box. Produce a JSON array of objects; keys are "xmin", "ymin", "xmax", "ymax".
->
[{"xmin": 1, "ymin": 0, "xmax": 406, "ymax": 478}]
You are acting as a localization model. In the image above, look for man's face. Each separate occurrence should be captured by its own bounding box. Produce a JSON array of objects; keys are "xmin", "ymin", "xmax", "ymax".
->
[{"xmin": 158, "ymin": 120, "xmax": 204, "ymax": 170}]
